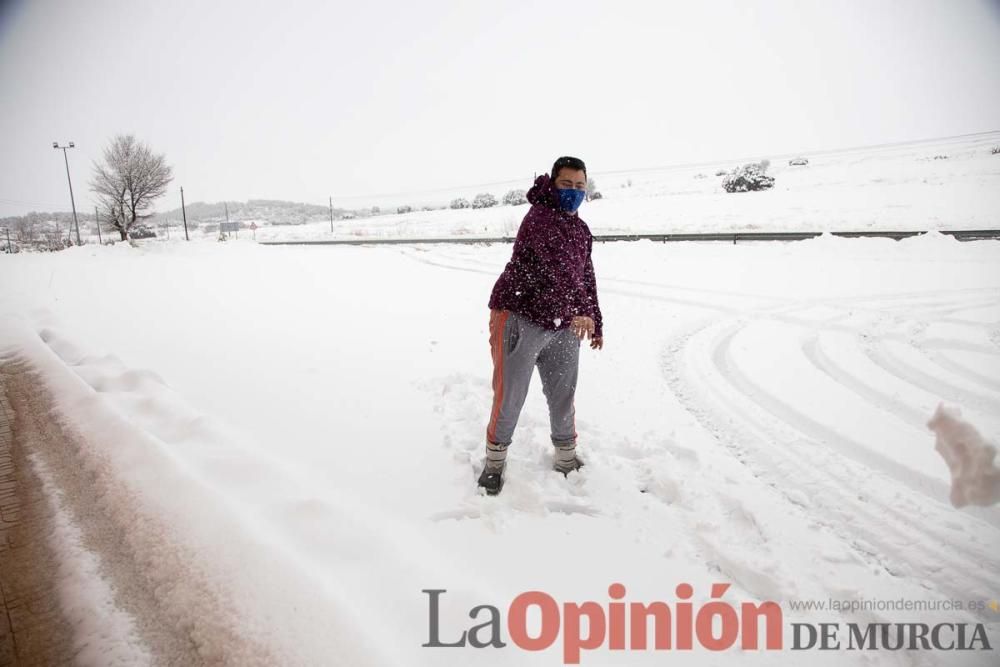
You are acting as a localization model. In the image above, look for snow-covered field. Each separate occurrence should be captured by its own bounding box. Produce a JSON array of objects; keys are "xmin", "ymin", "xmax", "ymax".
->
[
  {"xmin": 1, "ymin": 229, "xmax": 998, "ymax": 664},
  {"xmin": 255, "ymin": 131, "xmax": 1000, "ymax": 242}
]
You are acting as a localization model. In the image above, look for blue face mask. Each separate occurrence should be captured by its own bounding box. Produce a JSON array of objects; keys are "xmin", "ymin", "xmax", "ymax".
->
[{"xmin": 557, "ymin": 188, "xmax": 586, "ymax": 213}]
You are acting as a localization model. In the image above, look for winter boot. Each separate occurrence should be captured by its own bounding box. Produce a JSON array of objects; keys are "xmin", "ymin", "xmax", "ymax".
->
[
  {"xmin": 478, "ymin": 440, "xmax": 509, "ymax": 495},
  {"xmin": 553, "ymin": 441, "xmax": 585, "ymax": 476}
]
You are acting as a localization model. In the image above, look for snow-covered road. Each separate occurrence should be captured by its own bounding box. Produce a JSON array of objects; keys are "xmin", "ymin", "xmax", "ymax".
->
[{"xmin": 0, "ymin": 234, "xmax": 998, "ymax": 665}]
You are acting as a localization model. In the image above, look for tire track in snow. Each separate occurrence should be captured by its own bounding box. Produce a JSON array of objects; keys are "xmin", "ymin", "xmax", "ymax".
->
[
  {"xmin": 820, "ymin": 287, "xmax": 1000, "ymax": 310},
  {"xmin": 668, "ymin": 329, "xmax": 1000, "ymax": 615},
  {"xmin": 916, "ymin": 340, "xmax": 1000, "ymax": 393},
  {"xmin": 655, "ymin": 315, "xmax": 904, "ymax": 599},
  {"xmin": 712, "ymin": 321, "xmax": 945, "ymax": 500},
  {"xmin": 704, "ymin": 296, "xmax": 1000, "ymax": 543},
  {"xmin": 410, "ymin": 243, "xmax": 997, "ymax": 437},
  {"xmin": 801, "ymin": 332, "xmax": 930, "ymax": 429},
  {"xmin": 786, "ymin": 293, "xmax": 1000, "ymax": 424},
  {"xmin": 848, "ymin": 299, "xmax": 1000, "ymax": 409},
  {"xmin": 798, "ymin": 304, "xmax": 999, "ymax": 431},
  {"xmin": 403, "ymin": 245, "xmax": 789, "ymax": 303},
  {"xmin": 395, "ymin": 246, "xmax": 783, "ymax": 315},
  {"xmin": 399, "ymin": 245, "xmax": 999, "ymax": 340},
  {"xmin": 861, "ymin": 338, "xmax": 1000, "ymax": 416},
  {"xmin": 412, "ymin": 245, "xmax": 1000, "ymax": 617},
  {"xmin": 861, "ymin": 295, "xmax": 1000, "ymax": 321},
  {"xmin": 713, "ymin": 290, "xmax": 1000, "ymax": 526},
  {"xmin": 939, "ymin": 316, "xmax": 1000, "ymax": 330},
  {"xmin": 662, "ymin": 309, "xmax": 1000, "ymax": 612}
]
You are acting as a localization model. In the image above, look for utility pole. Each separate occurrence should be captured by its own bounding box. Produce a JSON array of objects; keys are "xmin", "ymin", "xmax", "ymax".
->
[
  {"xmin": 180, "ymin": 187, "xmax": 189, "ymax": 240},
  {"xmin": 329, "ymin": 196, "xmax": 334, "ymax": 233},
  {"xmin": 52, "ymin": 142, "xmax": 81, "ymax": 245},
  {"xmin": 225, "ymin": 202, "xmax": 238, "ymax": 239},
  {"xmin": 94, "ymin": 206, "xmax": 102, "ymax": 245},
  {"xmin": 224, "ymin": 201, "xmax": 234, "ymax": 239},
  {"xmin": 4, "ymin": 227, "xmax": 10, "ymax": 254}
]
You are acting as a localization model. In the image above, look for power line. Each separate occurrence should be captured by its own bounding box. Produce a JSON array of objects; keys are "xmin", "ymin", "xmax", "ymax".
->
[
  {"xmin": 0, "ymin": 196, "xmax": 81, "ymax": 210},
  {"xmin": 327, "ymin": 128, "xmax": 1000, "ymax": 202},
  {"xmin": 595, "ymin": 128, "xmax": 1000, "ymax": 177}
]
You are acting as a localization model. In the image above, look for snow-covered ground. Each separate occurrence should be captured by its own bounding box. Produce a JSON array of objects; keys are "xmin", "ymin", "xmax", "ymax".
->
[
  {"xmin": 1, "ymin": 230, "xmax": 998, "ymax": 664},
  {"xmin": 252, "ymin": 132, "xmax": 1000, "ymax": 242}
]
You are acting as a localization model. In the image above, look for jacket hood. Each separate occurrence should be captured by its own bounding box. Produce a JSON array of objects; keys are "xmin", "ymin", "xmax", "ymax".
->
[{"xmin": 526, "ymin": 173, "xmax": 560, "ymax": 209}]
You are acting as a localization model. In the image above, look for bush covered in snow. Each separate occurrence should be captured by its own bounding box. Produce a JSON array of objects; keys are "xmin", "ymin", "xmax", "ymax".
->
[
  {"xmin": 449, "ymin": 198, "xmax": 470, "ymax": 209},
  {"xmin": 502, "ymin": 189, "xmax": 528, "ymax": 206},
  {"xmin": 397, "ymin": 205, "xmax": 413, "ymax": 214},
  {"xmin": 722, "ymin": 161, "xmax": 775, "ymax": 193},
  {"xmin": 993, "ymin": 146, "xmax": 1000, "ymax": 155},
  {"xmin": 472, "ymin": 193, "xmax": 498, "ymax": 209},
  {"xmin": 31, "ymin": 231, "xmax": 74, "ymax": 251},
  {"xmin": 715, "ymin": 169, "xmax": 728, "ymax": 176},
  {"xmin": 584, "ymin": 178, "xmax": 603, "ymax": 201}
]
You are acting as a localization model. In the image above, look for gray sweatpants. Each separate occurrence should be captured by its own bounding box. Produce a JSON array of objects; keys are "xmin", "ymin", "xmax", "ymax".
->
[{"xmin": 486, "ymin": 309, "xmax": 581, "ymax": 446}]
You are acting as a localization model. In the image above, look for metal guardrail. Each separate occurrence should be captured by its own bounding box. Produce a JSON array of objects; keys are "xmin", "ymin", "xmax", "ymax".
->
[
  {"xmin": 259, "ymin": 229, "xmax": 1000, "ymax": 247},
  {"xmin": 261, "ymin": 236, "xmax": 513, "ymax": 246}
]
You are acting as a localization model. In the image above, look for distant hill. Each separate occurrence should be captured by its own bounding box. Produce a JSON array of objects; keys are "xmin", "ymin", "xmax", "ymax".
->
[
  {"xmin": 0, "ymin": 209, "xmax": 87, "ymax": 227},
  {"xmin": 149, "ymin": 199, "xmax": 357, "ymax": 226},
  {"xmin": 0, "ymin": 198, "xmax": 366, "ymax": 233}
]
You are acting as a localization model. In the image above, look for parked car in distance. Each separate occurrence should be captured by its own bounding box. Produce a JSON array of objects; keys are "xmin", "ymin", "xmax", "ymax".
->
[{"xmin": 788, "ymin": 157, "xmax": 809, "ymax": 166}]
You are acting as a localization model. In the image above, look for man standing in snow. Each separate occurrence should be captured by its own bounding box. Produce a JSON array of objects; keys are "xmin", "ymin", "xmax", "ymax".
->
[{"xmin": 480, "ymin": 156, "xmax": 603, "ymax": 495}]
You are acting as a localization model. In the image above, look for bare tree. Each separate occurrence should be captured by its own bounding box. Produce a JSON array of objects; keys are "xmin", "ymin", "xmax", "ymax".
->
[
  {"xmin": 89, "ymin": 134, "xmax": 173, "ymax": 241},
  {"xmin": 9, "ymin": 212, "xmax": 41, "ymax": 242}
]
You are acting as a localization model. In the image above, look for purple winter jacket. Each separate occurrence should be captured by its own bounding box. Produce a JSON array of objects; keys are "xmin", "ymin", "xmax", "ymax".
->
[{"xmin": 488, "ymin": 173, "xmax": 603, "ymax": 338}]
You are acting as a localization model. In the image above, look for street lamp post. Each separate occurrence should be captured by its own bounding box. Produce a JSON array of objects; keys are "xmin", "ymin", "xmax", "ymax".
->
[
  {"xmin": 52, "ymin": 141, "xmax": 81, "ymax": 245},
  {"xmin": 180, "ymin": 187, "xmax": 189, "ymax": 241}
]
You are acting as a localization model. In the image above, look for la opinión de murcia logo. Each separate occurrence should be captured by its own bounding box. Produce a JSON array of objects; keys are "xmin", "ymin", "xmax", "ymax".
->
[
  {"xmin": 424, "ymin": 583, "xmax": 780, "ymax": 663},
  {"xmin": 422, "ymin": 584, "xmax": 993, "ymax": 664}
]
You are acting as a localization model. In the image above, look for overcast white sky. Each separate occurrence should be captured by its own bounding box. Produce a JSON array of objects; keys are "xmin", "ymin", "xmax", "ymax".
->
[{"xmin": 1, "ymin": 0, "xmax": 998, "ymax": 216}]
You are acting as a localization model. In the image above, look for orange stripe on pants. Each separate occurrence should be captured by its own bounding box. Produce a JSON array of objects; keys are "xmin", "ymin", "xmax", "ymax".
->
[{"xmin": 486, "ymin": 308, "xmax": 509, "ymax": 444}]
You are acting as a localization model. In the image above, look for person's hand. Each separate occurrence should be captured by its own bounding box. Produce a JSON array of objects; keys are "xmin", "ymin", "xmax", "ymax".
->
[
  {"xmin": 570, "ymin": 316, "xmax": 595, "ymax": 340},
  {"xmin": 590, "ymin": 336, "xmax": 603, "ymax": 350}
]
